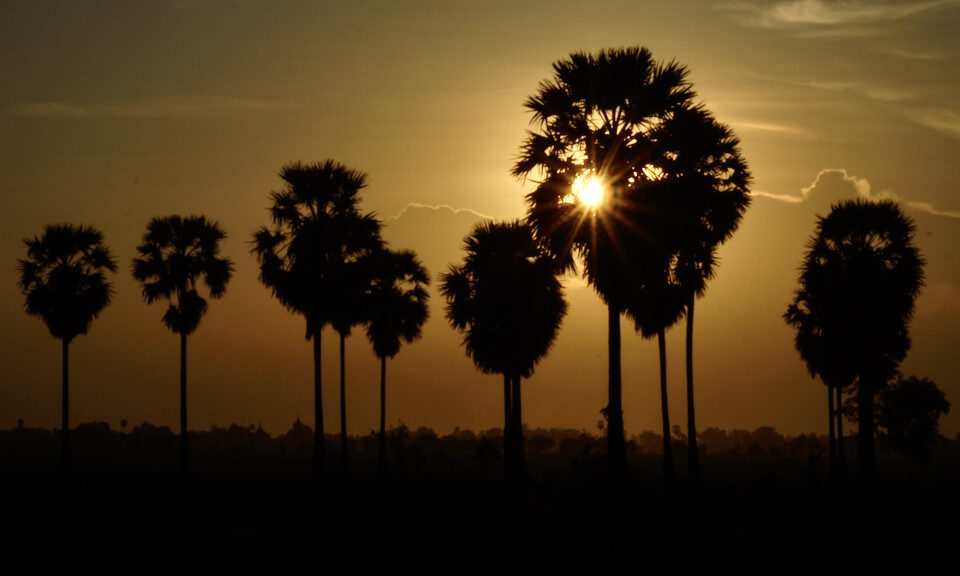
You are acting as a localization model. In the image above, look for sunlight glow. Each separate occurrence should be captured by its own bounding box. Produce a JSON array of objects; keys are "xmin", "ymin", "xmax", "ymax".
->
[{"xmin": 572, "ymin": 174, "xmax": 605, "ymax": 208}]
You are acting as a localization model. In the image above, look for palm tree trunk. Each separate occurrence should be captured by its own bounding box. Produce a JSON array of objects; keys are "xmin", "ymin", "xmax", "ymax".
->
[
  {"xmin": 607, "ymin": 303, "xmax": 627, "ymax": 483},
  {"xmin": 61, "ymin": 338, "xmax": 70, "ymax": 476},
  {"xmin": 658, "ymin": 329, "xmax": 675, "ymax": 487},
  {"xmin": 856, "ymin": 376, "xmax": 877, "ymax": 485},
  {"xmin": 512, "ymin": 374, "xmax": 527, "ymax": 483},
  {"xmin": 827, "ymin": 383, "xmax": 837, "ymax": 481},
  {"xmin": 339, "ymin": 332, "xmax": 348, "ymax": 473},
  {"xmin": 503, "ymin": 372, "xmax": 513, "ymax": 482},
  {"xmin": 685, "ymin": 297, "xmax": 701, "ymax": 485},
  {"xmin": 312, "ymin": 330, "xmax": 325, "ymax": 478},
  {"xmin": 180, "ymin": 331, "xmax": 188, "ymax": 475},
  {"xmin": 378, "ymin": 355, "xmax": 387, "ymax": 477},
  {"xmin": 836, "ymin": 385, "xmax": 847, "ymax": 480}
]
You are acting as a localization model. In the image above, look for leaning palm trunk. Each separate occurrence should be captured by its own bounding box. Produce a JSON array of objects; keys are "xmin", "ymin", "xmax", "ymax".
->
[
  {"xmin": 61, "ymin": 338, "xmax": 70, "ymax": 476},
  {"xmin": 685, "ymin": 297, "xmax": 701, "ymax": 485},
  {"xmin": 180, "ymin": 331, "xmax": 188, "ymax": 474},
  {"xmin": 607, "ymin": 304, "xmax": 627, "ymax": 482},
  {"xmin": 312, "ymin": 332, "xmax": 325, "ymax": 478},
  {"xmin": 339, "ymin": 332, "xmax": 348, "ymax": 472},
  {"xmin": 512, "ymin": 374, "xmax": 527, "ymax": 483},
  {"xmin": 378, "ymin": 355, "xmax": 387, "ymax": 476},
  {"xmin": 658, "ymin": 329, "xmax": 676, "ymax": 487}
]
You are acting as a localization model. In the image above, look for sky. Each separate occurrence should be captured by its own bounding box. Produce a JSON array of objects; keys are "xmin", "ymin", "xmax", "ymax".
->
[{"xmin": 1, "ymin": 0, "xmax": 959, "ymax": 438}]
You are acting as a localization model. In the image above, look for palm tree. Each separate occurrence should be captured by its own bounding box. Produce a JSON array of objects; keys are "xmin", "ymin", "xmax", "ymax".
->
[
  {"xmin": 365, "ymin": 248, "xmax": 430, "ymax": 475},
  {"xmin": 18, "ymin": 224, "xmax": 117, "ymax": 475},
  {"xmin": 251, "ymin": 160, "xmax": 377, "ymax": 478},
  {"xmin": 649, "ymin": 104, "xmax": 751, "ymax": 484},
  {"xmin": 785, "ymin": 199, "xmax": 924, "ymax": 484},
  {"xmin": 132, "ymin": 215, "xmax": 233, "ymax": 473},
  {"xmin": 625, "ymin": 271, "xmax": 687, "ymax": 486},
  {"xmin": 513, "ymin": 47, "xmax": 694, "ymax": 481},
  {"xmin": 441, "ymin": 220, "xmax": 567, "ymax": 483}
]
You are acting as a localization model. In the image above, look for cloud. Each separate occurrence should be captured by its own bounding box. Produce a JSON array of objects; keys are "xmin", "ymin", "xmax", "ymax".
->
[
  {"xmin": 726, "ymin": 0, "xmax": 958, "ymax": 28},
  {"xmin": 386, "ymin": 202, "xmax": 492, "ymax": 223},
  {"xmin": 14, "ymin": 96, "xmax": 291, "ymax": 120},
  {"xmin": 727, "ymin": 119, "xmax": 813, "ymax": 137},
  {"xmin": 755, "ymin": 168, "xmax": 960, "ymax": 218},
  {"xmin": 806, "ymin": 80, "xmax": 913, "ymax": 103},
  {"xmin": 909, "ymin": 108, "xmax": 960, "ymax": 140}
]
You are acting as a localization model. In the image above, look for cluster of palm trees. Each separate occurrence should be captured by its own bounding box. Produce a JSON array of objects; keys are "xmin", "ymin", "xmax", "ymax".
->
[
  {"xmin": 511, "ymin": 47, "xmax": 752, "ymax": 486},
  {"xmin": 22, "ymin": 46, "xmax": 923, "ymax": 489},
  {"xmin": 19, "ymin": 162, "xmax": 430, "ymax": 476},
  {"xmin": 785, "ymin": 199, "xmax": 925, "ymax": 484}
]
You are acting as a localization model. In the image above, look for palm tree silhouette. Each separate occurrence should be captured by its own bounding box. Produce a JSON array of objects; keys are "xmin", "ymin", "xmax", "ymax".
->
[
  {"xmin": 441, "ymin": 220, "xmax": 567, "ymax": 483},
  {"xmin": 785, "ymin": 199, "xmax": 924, "ymax": 483},
  {"xmin": 252, "ymin": 160, "xmax": 377, "ymax": 478},
  {"xmin": 625, "ymin": 272, "xmax": 687, "ymax": 486},
  {"xmin": 513, "ymin": 47, "xmax": 694, "ymax": 481},
  {"xmin": 18, "ymin": 224, "xmax": 117, "ymax": 475},
  {"xmin": 649, "ymin": 104, "xmax": 751, "ymax": 484},
  {"xmin": 365, "ymin": 248, "xmax": 430, "ymax": 475},
  {"xmin": 132, "ymin": 215, "xmax": 233, "ymax": 473}
]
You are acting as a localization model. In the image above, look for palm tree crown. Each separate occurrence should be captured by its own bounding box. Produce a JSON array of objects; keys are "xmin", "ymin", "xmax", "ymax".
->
[
  {"xmin": 19, "ymin": 224, "xmax": 118, "ymax": 342},
  {"xmin": 441, "ymin": 220, "xmax": 567, "ymax": 379},
  {"xmin": 365, "ymin": 248, "xmax": 430, "ymax": 360},
  {"xmin": 252, "ymin": 160, "xmax": 381, "ymax": 338},
  {"xmin": 132, "ymin": 215, "xmax": 233, "ymax": 335}
]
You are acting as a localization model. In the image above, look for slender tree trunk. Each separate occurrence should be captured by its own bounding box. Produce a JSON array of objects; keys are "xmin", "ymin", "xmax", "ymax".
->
[
  {"xmin": 503, "ymin": 373, "xmax": 513, "ymax": 483},
  {"xmin": 512, "ymin": 374, "xmax": 527, "ymax": 483},
  {"xmin": 685, "ymin": 297, "xmax": 701, "ymax": 486},
  {"xmin": 180, "ymin": 331, "xmax": 188, "ymax": 475},
  {"xmin": 339, "ymin": 332, "xmax": 348, "ymax": 473},
  {"xmin": 857, "ymin": 376, "xmax": 877, "ymax": 485},
  {"xmin": 378, "ymin": 355, "xmax": 387, "ymax": 477},
  {"xmin": 836, "ymin": 385, "xmax": 847, "ymax": 480},
  {"xmin": 827, "ymin": 383, "xmax": 837, "ymax": 481},
  {"xmin": 658, "ymin": 329, "xmax": 675, "ymax": 487},
  {"xmin": 312, "ymin": 331, "xmax": 325, "ymax": 479},
  {"xmin": 607, "ymin": 303, "xmax": 627, "ymax": 483},
  {"xmin": 61, "ymin": 338, "xmax": 70, "ymax": 477}
]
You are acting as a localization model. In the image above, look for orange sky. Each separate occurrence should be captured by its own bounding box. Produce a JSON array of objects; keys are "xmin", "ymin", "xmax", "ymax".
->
[{"xmin": 2, "ymin": 1, "xmax": 958, "ymax": 437}]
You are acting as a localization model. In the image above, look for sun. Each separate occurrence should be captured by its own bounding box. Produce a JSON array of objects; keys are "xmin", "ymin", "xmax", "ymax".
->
[{"xmin": 572, "ymin": 174, "xmax": 605, "ymax": 207}]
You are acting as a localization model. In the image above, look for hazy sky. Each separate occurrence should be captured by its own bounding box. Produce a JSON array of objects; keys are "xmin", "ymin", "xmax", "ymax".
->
[{"xmin": 2, "ymin": 0, "xmax": 958, "ymax": 438}]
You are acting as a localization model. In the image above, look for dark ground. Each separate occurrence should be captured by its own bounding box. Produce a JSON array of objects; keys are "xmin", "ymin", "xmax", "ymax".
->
[
  {"xmin": 3, "ymin": 428, "xmax": 959, "ymax": 573},
  {"xmin": 2, "ymin": 468, "xmax": 957, "ymax": 574}
]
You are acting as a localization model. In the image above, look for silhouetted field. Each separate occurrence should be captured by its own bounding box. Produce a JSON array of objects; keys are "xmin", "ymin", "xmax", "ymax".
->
[{"xmin": 2, "ymin": 423, "xmax": 959, "ymax": 572}]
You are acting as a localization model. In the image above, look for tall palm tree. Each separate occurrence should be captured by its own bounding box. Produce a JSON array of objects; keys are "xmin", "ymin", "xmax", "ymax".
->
[
  {"xmin": 649, "ymin": 104, "xmax": 751, "ymax": 484},
  {"xmin": 132, "ymin": 215, "xmax": 232, "ymax": 473},
  {"xmin": 513, "ymin": 47, "xmax": 695, "ymax": 481},
  {"xmin": 365, "ymin": 248, "xmax": 430, "ymax": 475},
  {"xmin": 329, "ymin": 228, "xmax": 383, "ymax": 473},
  {"xmin": 625, "ymin": 270, "xmax": 687, "ymax": 486},
  {"xmin": 18, "ymin": 224, "xmax": 117, "ymax": 475},
  {"xmin": 252, "ymin": 160, "xmax": 377, "ymax": 478},
  {"xmin": 785, "ymin": 199, "xmax": 924, "ymax": 484},
  {"xmin": 441, "ymin": 220, "xmax": 567, "ymax": 483}
]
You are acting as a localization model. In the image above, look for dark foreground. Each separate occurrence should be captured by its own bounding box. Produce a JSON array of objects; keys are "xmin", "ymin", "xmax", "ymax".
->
[{"xmin": 2, "ymin": 473, "xmax": 957, "ymax": 574}]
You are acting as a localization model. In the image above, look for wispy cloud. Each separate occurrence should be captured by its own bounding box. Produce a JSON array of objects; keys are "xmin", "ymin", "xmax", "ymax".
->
[
  {"xmin": 726, "ymin": 0, "xmax": 958, "ymax": 28},
  {"xmin": 806, "ymin": 80, "xmax": 913, "ymax": 103},
  {"xmin": 755, "ymin": 168, "xmax": 960, "ymax": 218},
  {"xmin": 14, "ymin": 96, "xmax": 291, "ymax": 120},
  {"xmin": 727, "ymin": 118, "xmax": 813, "ymax": 137},
  {"xmin": 387, "ymin": 202, "xmax": 493, "ymax": 223},
  {"xmin": 909, "ymin": 108, "xmax": 960, "ymax": 139}
]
